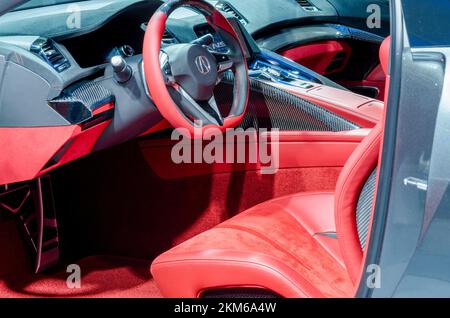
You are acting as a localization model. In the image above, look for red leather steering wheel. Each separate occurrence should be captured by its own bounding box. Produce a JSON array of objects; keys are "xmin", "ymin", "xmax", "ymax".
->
[{"xmin": 143, "ymin": 0, "xmax": 249, "ymax": 136}]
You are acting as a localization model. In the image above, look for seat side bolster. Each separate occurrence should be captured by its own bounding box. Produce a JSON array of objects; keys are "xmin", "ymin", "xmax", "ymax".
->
[{"xmin": 334, "ymin": 124, "xmax": 382, "ymax": 284}]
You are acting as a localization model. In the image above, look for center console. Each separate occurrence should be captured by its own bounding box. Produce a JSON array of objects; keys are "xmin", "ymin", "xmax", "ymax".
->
[{"xmin": 204, "ymin": 19, "xmax": 384, "ymax": 128}]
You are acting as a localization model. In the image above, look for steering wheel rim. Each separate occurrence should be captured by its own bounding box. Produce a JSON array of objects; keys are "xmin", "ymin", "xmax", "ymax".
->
[{"xmin": 143, "ymin": 0, "xmax": 249, "ymax": 136}]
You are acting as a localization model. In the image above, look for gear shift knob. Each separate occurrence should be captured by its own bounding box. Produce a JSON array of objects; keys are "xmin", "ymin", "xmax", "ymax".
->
[{"xmin": 111, "ymin": 55, "xmax": 132, "ymax": 83}]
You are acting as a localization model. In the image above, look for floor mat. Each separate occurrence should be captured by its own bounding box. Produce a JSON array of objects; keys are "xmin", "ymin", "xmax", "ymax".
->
[
  {"xmin": 1, "ymin": 255, "xmax": 162, "ymax": 298},
  {"xmin": 0, "ymin": 217, "xmax": 161, "ymax": 298}
]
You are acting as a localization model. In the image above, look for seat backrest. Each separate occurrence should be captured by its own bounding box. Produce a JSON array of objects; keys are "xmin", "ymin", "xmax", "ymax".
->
[
  {"xmin": 379, "ymin": 36, "xmax": 391, "ymax": 75},
  {"xmin": 334, "ymin": 37, "xmax": 390, "ymax": 284}
]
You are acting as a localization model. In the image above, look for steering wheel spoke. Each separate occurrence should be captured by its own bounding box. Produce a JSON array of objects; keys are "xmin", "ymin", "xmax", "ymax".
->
[
  {"xmin": 172, "ymin": 84, "xmax": 224, "ymax": 126},
  {"xmin": 206, "ymin": 94, "xmax": 224, "ymax": 125},
  {"xmin": 217, "ymin": 60, "xmax": 234, "ymax": 73},
  {"xmin": 212, "ymin": 51, "xmax": 234, "ymax": 73},
  {"xmin": 159, "ymin": 51, "xmax": 176, "ymax": 85}
]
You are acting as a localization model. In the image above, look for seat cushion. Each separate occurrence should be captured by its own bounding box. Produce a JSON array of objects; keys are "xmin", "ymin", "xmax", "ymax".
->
[{"xmin": 151, "ymin": 192, "xmax": 354, "ymax": 298}]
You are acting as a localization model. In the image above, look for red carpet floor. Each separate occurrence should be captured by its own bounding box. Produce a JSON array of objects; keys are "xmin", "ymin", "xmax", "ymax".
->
[
  {"xmin": 3, "ymin": 256, "xmax": 162, "ymax": 298},
  {"xmin": 1, "ymin": 255, "xmax": 162, "ymax": 298},
  {"xmin": 0, "ymin": 219, "xmax": 162, "ymax": 298}
]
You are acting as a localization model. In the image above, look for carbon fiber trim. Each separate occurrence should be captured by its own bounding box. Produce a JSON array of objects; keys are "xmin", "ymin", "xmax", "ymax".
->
[
  {"xmin": 216, "ymin": 74, "xmax": 359, "ymax": 131},
  {"xmin": 347, "ymin": 26, "xmax": 385, "ymax": 44},
  {"xmin": 48, "ymin": 81, "xmax": 114, "ymax": 124},
  {"xmin": 356, "ymin": 169, "xmax": 377, "ymax": 249},
  {"xmin": 257, "ymin": 24, "xmax": 383, "ymax": 52},
  {"xmin": 53, "ymin": 81, "xmax": 114, "ymax": 111}
]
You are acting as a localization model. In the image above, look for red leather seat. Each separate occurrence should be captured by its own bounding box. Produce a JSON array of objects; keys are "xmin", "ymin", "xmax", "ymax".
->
[
  {"xmin": 151, "ymin": 192, "xmax": 353, "ymax": 297},
  {"xmin": 151, "ymin": 37, "xmax": 391, "ymax": 298}
]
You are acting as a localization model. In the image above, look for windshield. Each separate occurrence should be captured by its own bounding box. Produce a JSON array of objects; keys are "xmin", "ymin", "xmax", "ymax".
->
[{"xmin": 13, "ymin": 0, "xmax": 92, "ymax": 11}]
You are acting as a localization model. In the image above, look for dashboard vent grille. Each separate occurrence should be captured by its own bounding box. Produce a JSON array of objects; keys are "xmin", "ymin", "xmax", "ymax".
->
[
  {"xmin": 31, "ymin": 38, "xmax": 70, "ymax": 73},
  {"xmin": 295, "ymin": 0, "xmax": 320, "ymax": 12},
  {"xmin": 162, "ymin": 30, "xmax": 178, "ymax": 45},
  {"xmin": 140, "ymin": 23, "xmax": 178, "ymax": 45},
  {"xmin": 216, "ymin": 2, "xmax": 248, "ymax": 25}
]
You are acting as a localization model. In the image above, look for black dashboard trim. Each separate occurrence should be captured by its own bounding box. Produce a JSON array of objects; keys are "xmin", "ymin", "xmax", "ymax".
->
[{"xmin": 257, "ymin": 23, "xmax": 384, "ymax": 52}]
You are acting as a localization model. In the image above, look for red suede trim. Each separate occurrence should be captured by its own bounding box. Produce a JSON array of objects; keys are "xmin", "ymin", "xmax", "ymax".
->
[
  {"xmin": 39, "ymin": 121, "xmax": 111, "ymax": 175},
  {"xmin": 0, "ymin": 126, "xmax": 76, "ymax": 185},
  {"xmin": 217, "ymin": 223, "xmax": 314, "ymax": 272},
  {"xmin": 0, "ymin": 114, "xmax": 112, "ymax": 185},
  {"xmin": 170, "ymin": 168, "xmax": 341, "ymax": 245}
]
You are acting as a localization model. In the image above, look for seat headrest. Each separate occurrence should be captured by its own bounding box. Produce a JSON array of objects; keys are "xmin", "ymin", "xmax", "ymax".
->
[{"xmin": 379, "ymin": 36, "xmax": 391, "ymax": 75}]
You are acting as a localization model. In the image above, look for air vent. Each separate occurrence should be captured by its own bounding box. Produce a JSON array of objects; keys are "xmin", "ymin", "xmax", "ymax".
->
[
  {"xmin": 295, "ymin": 0, "xmax": 320, "ymax": 12},
  {"xmin": 140, "ymin": 23, "xmax": 178, "ymax": 45},
  {"xmin": 31, "ymin": 38, "xmax": 70, "ymax": 73},
  {"xmin": 216, "ymin": 1, "xmax": 248, "ymax": 25},
  {"xmin": 162, "ymin": 30, "xmax": 178, "ymax": 45}
]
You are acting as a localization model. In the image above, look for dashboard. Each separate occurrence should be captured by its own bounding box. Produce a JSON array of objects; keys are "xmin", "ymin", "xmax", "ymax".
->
[
  {"xmin": 0, "ymin": 0, "xmax": 389, "ymax": 57},
  {"xmin": 0, "ymin": 2, "xmax": 252, "ymax": 69},
  {"xmin": 0, "ymin": 0, "xmax": 346, "ymax": 127},
  {"xmin": 0, "ymin": 0, "xmax": 385, "ymax": 185}
]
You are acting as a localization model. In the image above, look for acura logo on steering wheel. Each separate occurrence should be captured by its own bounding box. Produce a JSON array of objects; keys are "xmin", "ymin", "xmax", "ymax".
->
[{"xmin": 194, "ymin": 55, "xmax": 211, "ymax": 75}]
